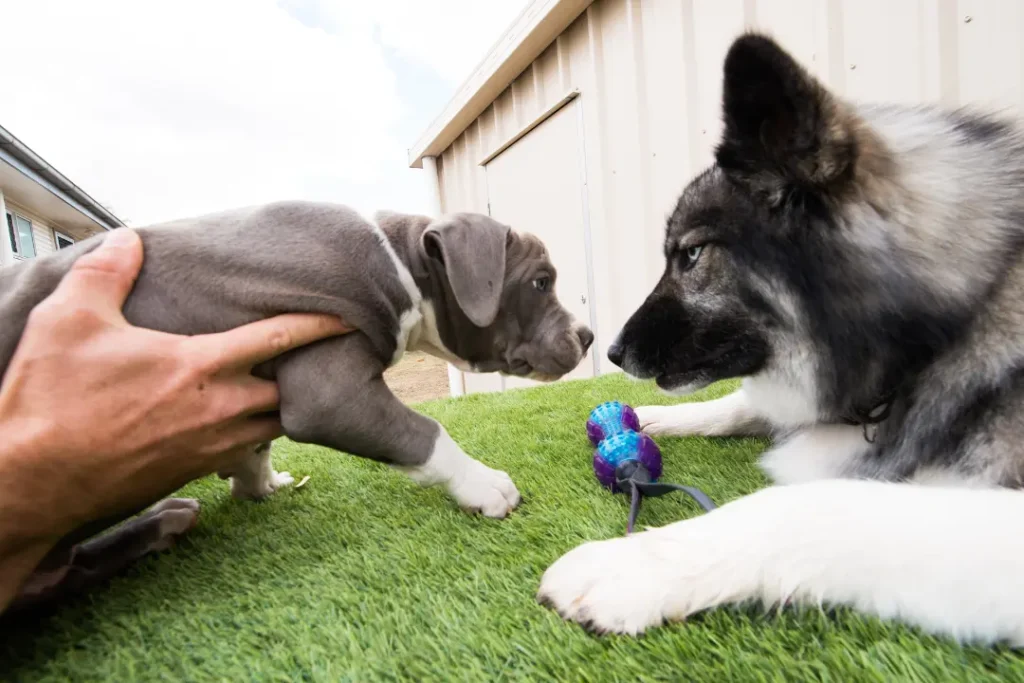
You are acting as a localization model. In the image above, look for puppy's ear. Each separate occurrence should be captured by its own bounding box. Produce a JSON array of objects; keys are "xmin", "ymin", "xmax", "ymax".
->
[
  {"xmin": 422, "ymin": 214, "xmax": 508, "ymax": 328},
  {"xmin": 715, "ymin": 33, "xmax": 860, "ymax": 203}
]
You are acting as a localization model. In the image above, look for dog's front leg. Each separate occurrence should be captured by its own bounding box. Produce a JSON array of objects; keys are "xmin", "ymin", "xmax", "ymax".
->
[
  {"xmin": 538, "ymin": 479, "xmax": 1024, "ymax": 646},
  {"xmin": 9, "ymin": 498, "xmax": 199, "ymax": 614},
  {"xmin": 634, "ymin": 387, "xmax": 772, "ymax": 438},
  {"xmin": 275, "ymin": 335, "xmax": 520, "ymax": 518}
]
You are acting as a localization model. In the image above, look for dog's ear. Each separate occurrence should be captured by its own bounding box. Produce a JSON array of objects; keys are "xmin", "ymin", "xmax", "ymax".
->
[
  {"xmin": 715, "ymin": 33, "xmax": 859, "ymax": 203},
  {"xmin": 422, "ymin": 214, "xmax": 508, "ymax": 328}
]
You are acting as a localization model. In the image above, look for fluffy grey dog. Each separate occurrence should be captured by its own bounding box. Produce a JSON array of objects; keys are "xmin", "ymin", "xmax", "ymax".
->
[{"xmin": 539, "ymin": 33, "xmax": 1024, "ymax": 646}]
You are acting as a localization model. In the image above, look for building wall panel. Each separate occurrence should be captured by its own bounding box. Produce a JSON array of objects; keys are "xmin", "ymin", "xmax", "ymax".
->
[{"xmin": 434, "ymin": 0, "xmax": 1024, "ymax": 393}]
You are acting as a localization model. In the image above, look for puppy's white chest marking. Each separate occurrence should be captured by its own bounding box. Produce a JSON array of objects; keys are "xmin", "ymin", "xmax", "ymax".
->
[
  {"xmin": 361, "ymin": 211, "xmax": 424, "ymax": 367},
  {"xmin": 392, "ymin": 307, "xmax": 423, "ymax": 367},
  {"xmin": 407, "ymin": 300, "xmax": 474, "ymax": 372}
]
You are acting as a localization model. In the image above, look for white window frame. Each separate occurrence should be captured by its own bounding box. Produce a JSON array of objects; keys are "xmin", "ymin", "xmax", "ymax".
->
[
  {"xmin": 5, "ymin": 210, "xmax": 36, "ymax": 260},
  {"xmin": 53, "ymin": 230, "xmax": 75, "ymax": 250}
]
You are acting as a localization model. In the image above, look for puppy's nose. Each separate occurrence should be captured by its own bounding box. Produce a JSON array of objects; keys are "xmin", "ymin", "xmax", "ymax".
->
[
  {"xmin": 577, "ymin": 326, "xmax": 595, "ymax": 353},
  {"xmin": 607, "ymin": 340, "xmax": 624, "ymax": 367}
]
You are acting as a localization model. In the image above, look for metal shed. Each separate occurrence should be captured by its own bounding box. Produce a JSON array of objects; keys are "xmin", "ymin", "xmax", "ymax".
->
[{"xmin": 410, "ymin": 0, "xmax": 1023, "ymax": 396}]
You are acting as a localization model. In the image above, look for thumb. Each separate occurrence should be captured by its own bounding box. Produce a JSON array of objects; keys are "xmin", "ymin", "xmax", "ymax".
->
[{"xmin": 53, "ymin": 229, "xmax": 144, "ymax": 315}]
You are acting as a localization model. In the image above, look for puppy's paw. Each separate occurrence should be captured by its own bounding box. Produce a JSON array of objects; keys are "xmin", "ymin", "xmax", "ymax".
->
[
  {"xmin": 449, "ymin": 462, "xmax": 522, "ymax": 518},
  {"xmin": 148, "ymin": 498, "xmax": 201, "ymax": 552},
  {"xmin": 271, "ymin": 470, "xmax": 295, "ymax": 489},
  {"xmin": 230, "ymin": 470, "xmax": 294, "ymax": 500},
  {"xmin": 634, "ymin": 404, "xmax": 696, "ymax": 437},
  {"xmin": 538, "ymin": 517, "xmax": 759, "ymax": 635},
  {"xmin": 149, "ymin": 497, "xmax": 201, "ymax": 515}
]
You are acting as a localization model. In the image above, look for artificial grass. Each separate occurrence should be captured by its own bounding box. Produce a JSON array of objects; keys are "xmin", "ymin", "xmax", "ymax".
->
[{"xmin": 2, "ymin": 374, "xmax": 1023, "ymax": 682}]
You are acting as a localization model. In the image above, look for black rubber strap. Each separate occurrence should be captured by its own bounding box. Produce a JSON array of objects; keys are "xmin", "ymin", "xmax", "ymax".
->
[
  {"xmin": 634, "ymin": 481, "xmax": 718, "ymax": 512},
  {"xmin": 627, "ymin": 483, "xmax": 642, "ymax": 534},
  {"xmin": 620, "ymin": 477, "xmax": 718, "ymax": 535}
]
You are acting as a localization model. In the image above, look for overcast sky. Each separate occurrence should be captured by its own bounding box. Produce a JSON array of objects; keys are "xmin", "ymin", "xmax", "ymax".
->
[{"xmin": 0, "ymin": 0, "xmax": 529, "ymax": 226}]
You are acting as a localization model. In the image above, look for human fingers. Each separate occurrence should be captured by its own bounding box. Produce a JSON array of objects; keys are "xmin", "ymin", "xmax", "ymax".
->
[
  {"xmin": 205, "ymin": 416, "xmax": 284, "ymax": 459},
  {"xmin": 47, "ymin": 229, "xmax": 144, "ymax": 317},
  {"xmin": 158, "ymin": 420, "xmax": 284, "ymax": 498},
  {"xmin": 217, "ymin": 375, "xmax": 282, "ymax": 419},
  {"xmin": 193, "ymin": 313, "xmax": 352, "ymax": 371}
]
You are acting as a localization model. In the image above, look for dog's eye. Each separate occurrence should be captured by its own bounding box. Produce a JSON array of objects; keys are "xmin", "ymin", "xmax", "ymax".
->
[
  {"xmin": 686, "ymin": 245, "xmax": 704, "ymax": 265},
  {"xmin": 533, "ymin": 277, "xmax": 551, "ymax": 292}
]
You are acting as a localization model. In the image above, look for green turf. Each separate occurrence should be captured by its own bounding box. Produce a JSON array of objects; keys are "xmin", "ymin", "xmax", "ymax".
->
[{"xmin": 3, "ymin": 374, "xmax": 1023, "ymax": 682}]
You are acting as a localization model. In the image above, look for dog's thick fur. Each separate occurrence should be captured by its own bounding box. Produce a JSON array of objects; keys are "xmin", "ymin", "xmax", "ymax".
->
[{"xmin": 538, "ymin": 34, "xmax": 1024, "ymax": 645}]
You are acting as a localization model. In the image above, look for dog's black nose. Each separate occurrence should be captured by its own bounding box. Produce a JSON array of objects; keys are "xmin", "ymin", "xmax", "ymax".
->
[
  {"xmin": 607, "ymin": 340, "xmax": 624, "ymax": 367},
  {"xmin": 577, "ymin": 327, "xmax": 595, "ymax": 353}
]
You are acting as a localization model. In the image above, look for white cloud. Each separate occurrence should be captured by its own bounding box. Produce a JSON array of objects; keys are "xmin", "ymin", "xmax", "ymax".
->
[
  {"xmin": 337, "ymin": 1, "xmax": 531, "ymax": 87},
  {"xmin": 0, "ymin": 0, "xmax": 528, "ymax": 226}
]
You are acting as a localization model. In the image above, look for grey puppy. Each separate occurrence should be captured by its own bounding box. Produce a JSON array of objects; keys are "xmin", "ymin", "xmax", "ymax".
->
[
  {"xmin": 539, "ymin": 33, "xmax": 1024, "ymax": 645},
  {"xmin": 1, "ymin": 201, "xmax": 592, "ymax": 610}
]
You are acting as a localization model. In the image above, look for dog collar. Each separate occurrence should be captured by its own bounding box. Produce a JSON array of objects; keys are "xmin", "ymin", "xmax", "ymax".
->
[{"xmin": 839, "ymin": 401, "xmax": 892, "ymax": 443}]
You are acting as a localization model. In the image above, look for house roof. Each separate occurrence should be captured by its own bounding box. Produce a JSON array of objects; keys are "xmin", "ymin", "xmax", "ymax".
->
[
  {"xmin": 407, "ymin": 0, "xmax": 593, "ymax": 169},
  {"xmin": 0, "ymin": 123, "xmax": 125, "ymax": 231}
]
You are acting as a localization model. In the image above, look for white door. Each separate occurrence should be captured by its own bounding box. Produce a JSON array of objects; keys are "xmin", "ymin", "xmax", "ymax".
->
[{"xmin": 484, "ymin": 98, "xmax": 596, "ymax": 391}]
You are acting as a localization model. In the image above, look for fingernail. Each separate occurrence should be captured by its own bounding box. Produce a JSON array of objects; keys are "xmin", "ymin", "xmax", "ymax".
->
[{"xmin": 103, "ymin": 229, "xmax": 136, "ymax": 248}]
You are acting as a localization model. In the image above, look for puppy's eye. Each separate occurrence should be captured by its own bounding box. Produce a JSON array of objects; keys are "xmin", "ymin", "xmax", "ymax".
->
[
  {"xmin": 686, "ymin": 245, "xmax": 704, "ymax": 265},
  {"xmin": 533, "ymin": 276, "xmax": 551, "ymax": 292}
]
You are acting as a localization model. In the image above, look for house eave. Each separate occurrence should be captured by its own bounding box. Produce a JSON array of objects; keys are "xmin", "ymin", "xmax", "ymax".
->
[
  {"xmin": 0, "ymin": 123, "xmax": 125, "ymax": 230},
  {"xmin": 407, "ymin": 0, "xmax": 593, "ymax": 169}
]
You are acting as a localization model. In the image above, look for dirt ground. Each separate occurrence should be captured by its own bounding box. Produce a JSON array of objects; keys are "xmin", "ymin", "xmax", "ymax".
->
[{"xmin": 383, "ymin": 351, "xmax": 452, "ymax": 404}]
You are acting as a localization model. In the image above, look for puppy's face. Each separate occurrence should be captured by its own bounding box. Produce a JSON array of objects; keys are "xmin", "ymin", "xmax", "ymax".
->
[
  {"xmin": 494, "ymin": 231, "xmax": 594, "ymax": 380},
  {"xmin": 423, "ymin": 214, "xmax": 593, "ymax": 380}
]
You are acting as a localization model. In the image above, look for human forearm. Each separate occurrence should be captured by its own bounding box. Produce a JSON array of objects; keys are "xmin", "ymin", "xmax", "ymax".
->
[
  {"xmin": 0, "ymin": 539, "xmax": 52, "ymax": 612},
  {"xmin": 0, "ymin": 229, "xmax": 351, "ymax": 612},
  {"xmin": 0, "ymin": 424, "xmax": 65, "ymax": 612}
]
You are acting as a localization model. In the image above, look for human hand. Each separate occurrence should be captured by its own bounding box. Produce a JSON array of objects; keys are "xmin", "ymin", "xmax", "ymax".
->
[{"xmin": 0, "ymin": 228, "xmax": 351, "ymax": 544}]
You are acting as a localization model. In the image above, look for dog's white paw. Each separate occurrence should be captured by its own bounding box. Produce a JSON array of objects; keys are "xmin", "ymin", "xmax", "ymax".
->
[
  {"xmin": 538, "ymin": 517, "xmax": 760, "ymax": 634},
  {"xmin": 538, "ymin": 534, "xmax": 673, "ymax": 634},
  {"xmin": 149, "ymin": 498, "xmax": 201, "ymax": 552},
  {"xmin": 149, "ymin": 497, "xmax": 201, "ymax": 515},
  {"xmin": 230, "ymin": 469, "xmax": 294, "ymax": 500},
  {"xmin": 271, "ymin": 470, "xmax": 295, "ymax": 488},
  {"xmin": 449, "ymin": 461, "xmax": 521, "ymax": 518},
  {"xmin": 402, "ymin": 428, "xmax": 521, "ymax": 518},
  {"xmin": 634, "ymin": 404, "xmax": 694, "ymax": 436}
]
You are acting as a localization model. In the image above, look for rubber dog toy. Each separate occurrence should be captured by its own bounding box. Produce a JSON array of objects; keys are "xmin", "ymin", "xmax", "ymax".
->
[{"xmin": 587, "ymin": 401, "xmax": 717, "ymax": 534}]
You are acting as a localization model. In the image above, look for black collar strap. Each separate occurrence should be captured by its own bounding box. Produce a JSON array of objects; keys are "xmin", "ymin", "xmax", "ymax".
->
[{"xmin": 838, "ymin": 398, "xmax": 894, "ymax": 443}]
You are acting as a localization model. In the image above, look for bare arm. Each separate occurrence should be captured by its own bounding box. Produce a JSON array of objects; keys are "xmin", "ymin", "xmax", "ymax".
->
[{"xmin": 0, "ymin": 229, "xmax": 351, "ymax": 611}]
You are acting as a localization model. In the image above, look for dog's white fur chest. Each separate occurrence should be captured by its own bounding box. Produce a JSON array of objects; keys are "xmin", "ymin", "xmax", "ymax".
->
[
  {"xmin": 406, "ymin": 301, "xmax": 475, "ymax": 371},
  {"xmin": 360, "ymin": 211, "xmax": 424, "ymax": 367},
  {"xmin": 360, "ymin": 211, "xmax": 472, "ymax": 370}
]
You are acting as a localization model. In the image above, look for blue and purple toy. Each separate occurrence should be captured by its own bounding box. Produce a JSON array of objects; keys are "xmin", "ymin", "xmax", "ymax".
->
[{"xmin": 587, "ymin": 401, "xmax": 717, "ymax": 534}]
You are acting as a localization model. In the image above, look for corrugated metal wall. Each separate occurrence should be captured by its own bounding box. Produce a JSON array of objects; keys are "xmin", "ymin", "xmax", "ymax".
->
[{"xmin": 435, "ymin": 0, "xmax": 1024, "ymax": 394}]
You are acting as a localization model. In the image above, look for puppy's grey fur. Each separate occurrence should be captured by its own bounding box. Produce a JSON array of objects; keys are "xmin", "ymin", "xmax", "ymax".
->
[
  {"xmin": 7, "ymin": 498, "xmax": 200, "ymax": 614},
  {"xmin": 1, "ymin": 201, "xmax": 592, "ymax": 607}
]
